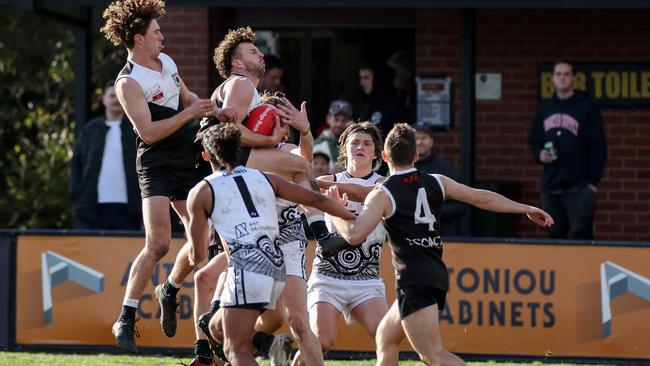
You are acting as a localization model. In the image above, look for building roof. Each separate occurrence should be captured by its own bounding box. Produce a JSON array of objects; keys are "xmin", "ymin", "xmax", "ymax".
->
[{"xmin": 6, "ymin": 0, "xmax": 650, "ymax": 8}]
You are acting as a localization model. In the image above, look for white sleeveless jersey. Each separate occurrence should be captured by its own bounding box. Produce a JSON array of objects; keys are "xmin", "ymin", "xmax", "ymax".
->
[
  {"xmin": 313, "ymin": 171, "xmax": 387, "ymax": 281},
  {"xmin": 205, "ymin": 166, "xmax": 285, "ymax": 281},
  {"xmin": 215, "ymin": 75, "xmax": 262, "ymax": 114},
  {"xmin": 116, "ymin": 53, "xmax": 181, "ymax": 115}
]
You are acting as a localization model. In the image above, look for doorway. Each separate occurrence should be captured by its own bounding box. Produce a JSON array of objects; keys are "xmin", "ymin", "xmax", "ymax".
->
[{"xmin": 209, "ymin": 8, "xmax": 415, "ymax": 133}]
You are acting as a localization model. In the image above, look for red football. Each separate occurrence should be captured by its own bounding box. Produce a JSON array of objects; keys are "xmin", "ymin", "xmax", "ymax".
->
[{"xmin": 245, "ymin": 103, "xmax": 277, "ymax": 136}]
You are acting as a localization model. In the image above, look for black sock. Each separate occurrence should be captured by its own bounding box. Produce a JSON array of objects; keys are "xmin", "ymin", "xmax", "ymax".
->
[
  {"xmin": 163, "ymin": 279, "xmax": 180, "ymax": 297},
  {"xmin": 208, "ymin": 300, "xmax": 220, "ymax": 315},
  {"xmin": 251, "ymin": 331, "xmax": 274, "ymax": 356},
  {"xmin": 195, "ymin": 339, "xmax": 213, "ymax": 364},
  {"xmin": 119, "ymin": 305, "xmax": 137, "ymax": 321},
  {"xmin": 309, "ymin": 220, "xmax": 330, "ymax": 241}
]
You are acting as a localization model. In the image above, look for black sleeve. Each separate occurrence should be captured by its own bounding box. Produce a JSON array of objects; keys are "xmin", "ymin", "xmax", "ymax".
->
[
  {"xmin": 69, "ymin": 127, "xmax": 86, "ymax": 201},
  {"xmin": 528, "ymin": 105, "xmax": 545, "ymax": 164},
  {"xmin": 586, "ymin": 102, "xmax": 608, "ymax": 185}
]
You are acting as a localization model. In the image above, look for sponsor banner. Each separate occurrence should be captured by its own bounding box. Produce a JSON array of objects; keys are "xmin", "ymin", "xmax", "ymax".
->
[
  {"xmin": 15, "ymin": 236, "xmax": 650, "ymax": 359},
  {"xmin": 440, "ymin": 242, "xmax": 649, "ymax": 359},
  {"xmin": 538, "ymin": 62, "xmax": 650, "ymax": 107},
  {"xmin": 16, "ymin": 235, "xmax": 192, "ymax": 347}
]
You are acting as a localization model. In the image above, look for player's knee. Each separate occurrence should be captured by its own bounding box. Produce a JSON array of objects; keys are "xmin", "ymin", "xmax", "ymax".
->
[
  {"xmin": 286, "ymin": 314, "xmax": 310, "ymax": 339},
  {"xmin": 375, "ymin": 328, "xmax": 388, "ymax": 347},
  {"xmin": 376, "ymin": 321, "xmax": 399, "ymax": 345},
  {"xmin": 194, "ymin": 268, "xmax": 211, "ymax": 289},
  {"xmin": 260, "ymin": 314, "xmax": 283, "ymax": 333},
  {"xmin": 224, "ymin": 338, "xmax": 247, "ymax": 360},
  {"xmin": 144, "ymin": 238, "xmax": 170, "ymax": 259}
]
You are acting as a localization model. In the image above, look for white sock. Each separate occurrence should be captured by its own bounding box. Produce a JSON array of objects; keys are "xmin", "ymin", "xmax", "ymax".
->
[
  {"xmin": 211, "ymin": 292, "xmax": 221, "ymax": 303},
  {"xmin": 306, "ymin": 214, "xmax": 325, "ymax": 225},
  {"xmin": 123, "ymin": 298, "xmax": 139, "ymax": 308},
  {"xmin": 167, "ymin": 274, "xmax": 182, "ymax": 289}
]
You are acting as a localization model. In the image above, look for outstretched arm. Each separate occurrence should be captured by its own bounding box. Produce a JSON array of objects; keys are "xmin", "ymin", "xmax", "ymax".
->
[
  {"xmin": 187, "ymin": 181, "xmax": 212, "ymax": 266},
  {"xmin": 316, "ymin": 179, "xmax": 377, "ymax": 202},
  {"xmin": 324, "ymin": 185, "xmax": 391, "ymax": 245},
  {"xmin": 266, "ymin": 173, "xmax": 355, "ymax": 220},
  {"xmin": 437, "ymin": 174, "xmax": 554, "ymax": 227}
]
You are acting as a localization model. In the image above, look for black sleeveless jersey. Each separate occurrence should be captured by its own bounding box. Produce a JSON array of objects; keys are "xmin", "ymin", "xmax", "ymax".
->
[
  {"xmin": 116, "ymin": 53, "xmax": 195, "ymax": 171},
  {"xmin": 380, "ymin": 168, "xmax": 448, "ymax": 291}
]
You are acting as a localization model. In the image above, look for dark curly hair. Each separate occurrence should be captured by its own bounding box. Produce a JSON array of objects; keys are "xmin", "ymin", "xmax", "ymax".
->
[
  {"xmin": 337, "ymin": 122, "xmax": 384, "ymax": 170},
  {"xmin": 213, "ymin": 26, "xmax": 256, "ymax": 79},
  {"xmin": 101, "ymin": 0, "xmax": 166, "ymax": 49},
  {"xmin": 384, "ymin": 123, "xmax": 416, "ymax": 166},
  {"xmin": 202, "ymin": 123, "xmax": 241, "ymax": 168}
]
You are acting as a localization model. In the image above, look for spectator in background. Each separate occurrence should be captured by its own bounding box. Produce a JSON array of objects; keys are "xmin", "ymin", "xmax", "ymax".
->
[
  {"xmin": 528, "ymin": 61, "xmax": 607, "ymax": 240},
  {"xmin": 312, "ymin": 150, "xmax": 331, "ymax": 178},
  {"xmin": 357, "ymin": 62, "xmax": 402, "ymax": 138},
  {"xmin": 69, "ymin": 80, "xmax": 141, "ymax": 230},
  {"xmin": 387, "ymin": 50, "xmax": 415, "ymax": 123},
  {"xmin": 413, "ymin": 124, "xmax": 466, "ymax": 236},
  {"xmin": 314, "ymin": 99, "xmax": 354, "ymax": 172},
  {"xmin": 258, "ymin": 54, "xmax": 284, "ymax": 94}
]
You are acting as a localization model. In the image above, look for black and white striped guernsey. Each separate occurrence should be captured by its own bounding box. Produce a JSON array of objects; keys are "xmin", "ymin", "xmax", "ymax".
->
[{"xmin": 116, "ymin": 53, "xmax": 195, "ymax": 171}]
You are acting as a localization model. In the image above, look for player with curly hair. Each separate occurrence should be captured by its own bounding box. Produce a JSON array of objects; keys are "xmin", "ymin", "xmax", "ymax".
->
[
  {"xmin": 101, "ymin": 0, "xmax": 234, "ymax": 358},
  {"xmin": 207, "ymin": 26, "xmax": 346, "ymax": 250}
]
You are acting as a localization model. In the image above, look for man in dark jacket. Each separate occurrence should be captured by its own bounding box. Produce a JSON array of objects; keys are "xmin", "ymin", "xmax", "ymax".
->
[
  {"xmin": 357, "ymin": 62, "xmax": 405, "ymax": 138},
  {"xmin": 413, "ymin": 124, "xmax": 466, "ymax": 236},
  {"xmin": 69, "ymin": 80, "xmax": 141, "ymax": 230},
  {"xmin": 528, "ymin": 61, "xmax": 607, "ymax": 240}
]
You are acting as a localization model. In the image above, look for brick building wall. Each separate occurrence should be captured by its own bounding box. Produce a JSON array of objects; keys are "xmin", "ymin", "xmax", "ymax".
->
[
  {"xmin": 159, "ymin": 6, "xmax": 210, "ymax": 98},
  {"xmin": 166, "ymin": 6, "xmax": 649, "ymax": 242},
  {"xmin": 417, "ymin": 9, "xmax": 650, "ymax": 241}
]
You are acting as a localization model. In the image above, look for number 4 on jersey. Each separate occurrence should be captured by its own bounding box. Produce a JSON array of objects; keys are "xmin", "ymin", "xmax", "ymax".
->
[{"xmin": 414, "ymin": 187, "xmax": 436, "ymax": 231}]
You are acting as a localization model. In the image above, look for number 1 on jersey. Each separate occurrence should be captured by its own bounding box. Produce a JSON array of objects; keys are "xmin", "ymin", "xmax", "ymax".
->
[
  {"xmin": 414, "ymin": 187, "xmax": 436, "ymax": 231},
  {"xmin": 234, "ymin": 175, "xmax": 260, "ymax": 218}
]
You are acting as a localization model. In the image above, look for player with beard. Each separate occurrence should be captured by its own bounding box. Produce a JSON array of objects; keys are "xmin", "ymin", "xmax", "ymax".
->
[
  {"xmin": 193, "ymin": 93, "xmax": 322, "ymax": 366},
  {"xmin": 202, "ymin": 27, "xmax": 343, "ymax": 251}
]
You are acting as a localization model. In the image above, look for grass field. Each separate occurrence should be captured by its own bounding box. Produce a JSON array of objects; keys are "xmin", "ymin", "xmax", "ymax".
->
[{"xmin": 0, "ymin": 352, "xmax": 611, "ymax": 366}]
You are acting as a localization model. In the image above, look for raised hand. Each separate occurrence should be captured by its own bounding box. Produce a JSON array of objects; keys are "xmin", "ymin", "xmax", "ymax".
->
[
  {"xmin": 324, "ymin": 185, "xmax": 348, "ymax": 207},
  {"xmin": 276, "ymin": 98, "xmax": 310, "ymax": 135}
]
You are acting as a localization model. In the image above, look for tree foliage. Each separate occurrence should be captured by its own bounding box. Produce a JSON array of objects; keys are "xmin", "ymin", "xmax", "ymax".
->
[{"xmin": 0, "ymin": 6, "xmax": 125, "ymax": 229}]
